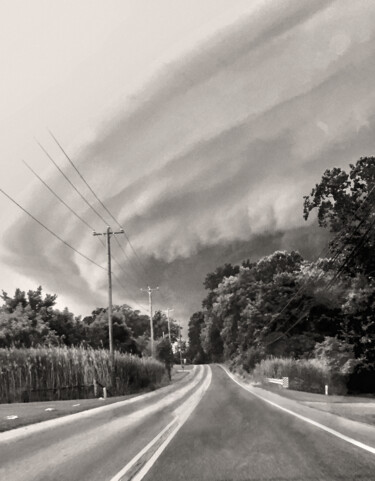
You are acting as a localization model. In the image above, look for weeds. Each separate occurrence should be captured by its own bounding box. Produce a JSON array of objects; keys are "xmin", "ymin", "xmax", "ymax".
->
[{"xmin": 252, "ymin": 357, "xmax": 347, "ymax": 394}]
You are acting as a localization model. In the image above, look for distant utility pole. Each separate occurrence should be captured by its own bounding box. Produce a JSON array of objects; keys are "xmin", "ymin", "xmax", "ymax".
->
[
  {"xmin": 141, "ymin": 286, "xmax": 159, "ymax": 357},
  {"xmin": 178, "ymin": 324, "xmax": 183, "ymax": 369},
  {"xmin": 93, "ymin": 226, "xmax": 124, "ymax": 367},
  {"xmin": 164, "ymin": 308, "xmax": 174, "ymax": 341}
]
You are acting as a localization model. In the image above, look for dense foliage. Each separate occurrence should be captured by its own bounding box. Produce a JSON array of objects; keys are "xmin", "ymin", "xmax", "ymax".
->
[
  {"xmin": 0, "ymin": 287, "xmax": 179, "ymax": 358},
  {"xmin": 188, "ymin": 157, "xmax": 375, "ymax": 393}
]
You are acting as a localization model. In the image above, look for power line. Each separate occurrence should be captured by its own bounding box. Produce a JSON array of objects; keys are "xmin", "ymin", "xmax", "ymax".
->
[
  {"xmin": 36, "ymin": 139, "xmax": 148, "ymax": 287},
  {"xmin": 25, "ymin": 156, "xmax": 147, "ymax": 288},
  {"xmin": 113, "ymin": 234, "xmax": 148, "ymax": 285},
  {"xmin": 0, "ymin": 188, "xmax": 105, "ymax": 271},
  {"xmin": 23, "ymin": 159, "xmax": 95, "ymax": 232},
  {"xmin": 30, "ymin": 147, "xmax": 151, "ymax": 315},
  {"xmin": 36, "ymin": 140, "xmax": 108, "ymax": 227},
  {"xmin": 49, "ymin": 130, "xmax": 150, "ymax": 279},
  {"xmin": 49, "ymin": 130, "xmax": 120, "ymax": 228},
  {"xmin": 111, "ymin": 271, "xmax": 148, "ymax": 311}
]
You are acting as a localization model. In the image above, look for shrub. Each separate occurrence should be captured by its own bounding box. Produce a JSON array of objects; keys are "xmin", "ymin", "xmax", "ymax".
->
[{"xmin": 252, "ymin": 356, "xmax": 348, "ymax": 394}]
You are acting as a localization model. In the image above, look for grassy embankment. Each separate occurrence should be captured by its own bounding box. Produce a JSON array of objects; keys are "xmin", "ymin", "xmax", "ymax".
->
[{"xmin": 231, "ymin": 357, "xmax": 375, "ymax": 425}]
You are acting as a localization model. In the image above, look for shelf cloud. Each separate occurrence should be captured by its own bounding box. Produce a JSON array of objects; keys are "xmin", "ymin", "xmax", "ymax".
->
[{"xmin": 5, "ymin": 0, "xmax": 375, "ymax": 322}]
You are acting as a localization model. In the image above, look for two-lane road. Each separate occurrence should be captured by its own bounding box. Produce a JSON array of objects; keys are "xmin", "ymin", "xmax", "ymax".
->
[
  {"xmin": 1, "ymin": 365, "xmax": 374, "ymax": 480},
  {"xmin": 143, "ymin": 365, "xmax": 375, "ymax": 481}
]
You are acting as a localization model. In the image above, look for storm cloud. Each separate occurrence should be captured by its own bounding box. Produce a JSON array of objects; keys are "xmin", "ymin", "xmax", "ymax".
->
[{"xmin": 5, "ymin": 0, "xmax": 375, "ymax": 323}]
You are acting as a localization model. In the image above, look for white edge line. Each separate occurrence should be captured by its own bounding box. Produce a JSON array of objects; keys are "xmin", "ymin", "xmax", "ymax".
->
[
  {"xmin": 220, "ymin": 365, "xmax": 375, "ymax": 455},
  {"xmin": 0, "ymin": 365, "xmax": 199, "ymax": 443},
  {"xmin": 110, "ymin": 365, "xmax": 212, "ymax": 481}
]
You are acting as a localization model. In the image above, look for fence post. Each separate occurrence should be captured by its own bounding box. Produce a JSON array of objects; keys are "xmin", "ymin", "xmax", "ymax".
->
[
  {"xmin": 103, "ymin": 387, "xmax": 107, "ymax": 399},
  {"xmin": 325, "ymin": 384, "xmax": 329, "ymax": 396}
]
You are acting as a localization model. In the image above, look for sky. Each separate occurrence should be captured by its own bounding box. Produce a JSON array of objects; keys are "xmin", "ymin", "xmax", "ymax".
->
[{"xmin": 1, "ymin": 0, "xmax": 375, "ymax": 332}]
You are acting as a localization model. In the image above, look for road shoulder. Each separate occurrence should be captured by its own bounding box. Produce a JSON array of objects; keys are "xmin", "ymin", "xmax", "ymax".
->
[
  {"xmin": 0, "ymin": 366, "xmax": 194, "ymax": 434},
  {"xmin": 221, "ymin": 365, "xmax": 375, "ymax": 453}
]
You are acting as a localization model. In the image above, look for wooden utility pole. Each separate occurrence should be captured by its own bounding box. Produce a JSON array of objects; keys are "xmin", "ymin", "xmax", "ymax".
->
[
  {"xmin": 141, "ymin": 286, "xmax": 159, "ymax": 357},
  {"xmin": 164, "ymin": 308, "xmax": 174, "ymax": 341},
  {"xmin": 93, "ymin": 226, "xmax": 124, "ymax": 367},
  {"xmin": 178, "ymin": 324, "xmax": 183, "ymax": 369}
]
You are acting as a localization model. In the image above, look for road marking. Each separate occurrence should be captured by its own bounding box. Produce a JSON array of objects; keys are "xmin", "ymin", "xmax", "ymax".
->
[
  {"xmin": 110, "ymin": 365, "xmax": 212, "ymax": 481},
  {"xmin": 221, "ymin": 365, "xmax": 375, "ymax": 455},
  {"xmin": 0, "ymin": 366, "xmax": 199, "ymax": 444},
  {"xmin": 109, "ymin": 418, "xmax": 179, "ymax": 481}
]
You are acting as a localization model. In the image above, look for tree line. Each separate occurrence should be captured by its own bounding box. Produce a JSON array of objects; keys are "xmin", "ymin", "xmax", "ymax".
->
[
  {"xmin": 0, "ymin": 285, "xmax": 180, "ymax": 357},
  {"xmin": 187, "ymin": 157, "xmax": 375, "ymax": 393}
]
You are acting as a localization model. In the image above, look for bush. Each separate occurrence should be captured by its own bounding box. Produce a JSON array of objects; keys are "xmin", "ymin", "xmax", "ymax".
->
[
  {"xmin": 252, "ymin": 357, "xmax": 348, "ymax": 394},
  {"xmin": 0, "ymin": 346, "xmax": 165, "ymax": 403},
  {"xmin": 347, "ymin": 363, "xmax": 375, "ymax": 393}
]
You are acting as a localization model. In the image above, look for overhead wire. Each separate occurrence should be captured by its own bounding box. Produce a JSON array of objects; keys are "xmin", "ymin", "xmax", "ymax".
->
[
  {"xmin": 24, "ymin": 154, "xmax": 149, "ymax": 312},
  {"xmin": 36, "ymin": 140, "xmax": 109, "ymax": 227},
  {"xmin": 49, "ymin": 130, "xmax": 150, "ymax": 280},
  {"xmin": 42, "ymin": 135, "xmax": 154, "ymax": 307},
  {"xmin": 111, "ymin": 271, "xmax": 148, "ymax": 311},
  {"xmin": 0, "ymin": 188, "xmax": 105, "ymax": 271},
  {"xmin": 23, "ymin": 159, "xmax": 139, "ymax": 279},
  {"xmin": 23, "ymin": 159, "xmax": 95, "ymax": 232}
]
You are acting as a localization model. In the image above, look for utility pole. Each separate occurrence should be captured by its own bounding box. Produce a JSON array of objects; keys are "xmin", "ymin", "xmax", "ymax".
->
[
  {"xmin": 93, "ymin": 226, "xmax": 124, "ymax": 368},
  {"xmin": 141, "ymin": 286, "xmax": 159, "ymax": 357},
  {"xmin": 164, "ymin": 308, "xmax": 174, "ymax": 342},
  {"xmin": 178, "ymin": 324, "xmax": 183, "ymax": 369}
]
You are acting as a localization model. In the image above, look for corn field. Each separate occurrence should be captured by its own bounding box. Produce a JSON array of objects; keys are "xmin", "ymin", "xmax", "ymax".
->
[{"xmin": 0, "ymin": 346, "xmax": 165, "ymax": 403}]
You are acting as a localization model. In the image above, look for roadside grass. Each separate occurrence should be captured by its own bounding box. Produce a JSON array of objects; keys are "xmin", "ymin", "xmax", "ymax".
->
[
  {"xmin": 257, "ymin": 382, "xmax": 375, "ymax": 425},
  {"xmin": 250, "ymin": 356, "xmax": 352, "ymax": 394},
  {"xmin": 228, "ymin": 361, "xmax": 375, "ymax": 426},
  {"xmin": 0, "ymin": 346, "xmax": 165, "ymax": 403},
  {"xmin": 0, "ymin": 365, "xmax": 192, "ymax": 433}
]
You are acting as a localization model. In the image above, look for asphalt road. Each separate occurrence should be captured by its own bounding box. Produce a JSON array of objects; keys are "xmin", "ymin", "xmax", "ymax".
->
[
  {"xmin": 1, "ymin": 365, "xmax": 374, "ymax": 481},
  {"xmin": 143, "ymin": 365, "xmax": 375, "ymax": 481},
  {"xmin": 0, "ymin": 366, "xmax": 208, "ymax": 481}
]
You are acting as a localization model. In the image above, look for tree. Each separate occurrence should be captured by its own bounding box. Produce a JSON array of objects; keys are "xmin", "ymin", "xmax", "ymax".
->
[
  {"xmin": 82, "ymin": 307, "xmax": 139, "ymax": 354},
  {"xmin": 0, "ymin": 305, "xmax": 58, "ymax": 347},
  {"xmin": 0, "ymin": 287, "xmax": 59, "ymax": 347},
  {"xmin": 304, "ymin": 157, "xmax": 375, "ymax": 390},
  {"xmin": 152, "ymin": 310, "xmax": 179, "ymax": 342},
  {"xmin": 156, "ymin": 338, "xmax": 174, "ymax": 380},
  {"xmin": 202, "ymin": 263, "xmax": 240, "ymax": 310},
  {"xmin": 187, "ymin": 311, "xmax": 207, "ymax": 363},
  {"xmin": 303, "ymin": 157, "xmax": 375, "ymax": 277},
  {"xmin": 201, "ymin": 313, "xmax": 224, "ymax": 362}
]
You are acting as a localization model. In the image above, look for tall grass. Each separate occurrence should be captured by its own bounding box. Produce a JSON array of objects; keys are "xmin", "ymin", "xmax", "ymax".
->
[
  {"xmin": 0, "ymin": 346, "xmax": 165, "ymax": 403},
  {"xmin": 252, "ymin": 357, "xmax": 347, "ymax": 394}
]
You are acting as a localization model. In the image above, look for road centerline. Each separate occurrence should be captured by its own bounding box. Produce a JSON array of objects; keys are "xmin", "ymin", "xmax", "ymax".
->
[{"xmin": 110, "ymin": 365, "xmax": 212, "ymax": 481}]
